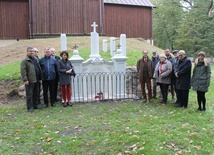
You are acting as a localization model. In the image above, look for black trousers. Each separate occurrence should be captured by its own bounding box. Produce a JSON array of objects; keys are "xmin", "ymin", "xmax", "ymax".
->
[
  {"xmin": 197, "ymin": 91, "xmax": 206, "ymax": 109},
  {"xmin": 42, "ymin": 80, "xmax": 55, "ymax": 106},
  {"xmin": 160, "ymin": 83, "xmax": 169, "ymax": 103},
  {"xmin": 54, "ymin": 75, "xmax": 59, "ymax": 101},
  {"xmin": 170, "ymin": 76, "xmax": 176, "ymax": 98},
  {"xmin": 177, "ymin": 89, "xmax": 189, "ymax": 107},
  {"xmin": 25, "ymin": 81, "xmax": 40, "ymax": 109}
]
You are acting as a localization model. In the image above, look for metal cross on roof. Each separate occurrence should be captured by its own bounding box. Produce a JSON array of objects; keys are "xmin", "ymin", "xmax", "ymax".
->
[
  {"xmin": 91, "ymin": 22, "xmax": 98, "ymax": 32},
  {"xmin": 73, "ymin": 44, "xmax": 78, "ymax": 49}
]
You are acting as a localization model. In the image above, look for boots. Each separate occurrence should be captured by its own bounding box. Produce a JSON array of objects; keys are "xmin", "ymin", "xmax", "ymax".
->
[
  {"xmin": 202, "ymin": 102, "xmax": 206, "ymax": 111},
  {"xmin": 197, "ymin": 103, "xmax": 202, "ymax": 111}
]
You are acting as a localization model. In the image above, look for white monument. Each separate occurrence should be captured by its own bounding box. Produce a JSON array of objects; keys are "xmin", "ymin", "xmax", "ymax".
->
[
  {"xmin": 102, "ymin": 39, "xmax": 107, "ymax": 52},
  {"xmin": 89, "ymin": 22, "xmax": 101, "ymax": 60},
  {"xmin": 110, "ymin": 37, "xmax": 116, "ymax": 56},
  {"xmin": 69, "ymin": 22, "xmax": 127, "ymax": 102},
  {"xmin": 120, "ymin": 34, "xmax": 126, "ymax": 56},
  {"xmin": 60, "ymin": 33, "xmax": 67, "ymax": 51}
]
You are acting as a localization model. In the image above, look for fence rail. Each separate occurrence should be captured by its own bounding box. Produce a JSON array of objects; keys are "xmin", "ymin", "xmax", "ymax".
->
[{"xmin": 71, "ymin": 71, "xmax": 140, "ymax": 103}]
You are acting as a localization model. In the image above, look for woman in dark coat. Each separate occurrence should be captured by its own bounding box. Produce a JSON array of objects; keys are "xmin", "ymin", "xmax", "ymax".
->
[
  {"xmin": 58, "ymin": 51, "xmax": 74, "ymax": 107},
  {"xmin": 191, "ymin": 51, "xmax": 211, "ymax": 111}
]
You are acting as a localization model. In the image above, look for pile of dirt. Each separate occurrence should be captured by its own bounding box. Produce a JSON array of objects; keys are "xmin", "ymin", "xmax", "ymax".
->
[{"xmin": 0, "ymin": 79, "xmax": 22, "ymax": 105}]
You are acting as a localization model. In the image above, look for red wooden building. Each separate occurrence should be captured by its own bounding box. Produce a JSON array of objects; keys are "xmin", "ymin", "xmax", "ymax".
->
[{"xmin": 0, "ymin": 0, "xmax": 154, "ymax": 39}]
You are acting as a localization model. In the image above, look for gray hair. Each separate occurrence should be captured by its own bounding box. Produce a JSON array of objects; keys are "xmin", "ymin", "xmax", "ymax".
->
[
  {"xmin": 26, "ymin": 47, "xmax": 34, "ymax": 52},
  {"xmin": 178, "ymin": 50, "xmax": 186, "ymax": 55}
]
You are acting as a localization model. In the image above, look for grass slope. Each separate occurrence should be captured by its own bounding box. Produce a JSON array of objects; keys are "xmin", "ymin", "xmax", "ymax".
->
[{"xmin": 0, "ymin": 37, "xmax": 163, "ymax": 80}]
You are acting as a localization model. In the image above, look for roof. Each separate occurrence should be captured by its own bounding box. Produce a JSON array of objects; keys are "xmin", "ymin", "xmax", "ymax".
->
[{"xmin": 104, "ymin": 0, "xmax": 154, "ymax": 7}]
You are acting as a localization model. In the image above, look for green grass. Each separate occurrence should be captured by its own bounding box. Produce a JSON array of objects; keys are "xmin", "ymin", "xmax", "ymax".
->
[
  {"xmin": 0, "ymin": 83, "xmax": 213, "ymax": 154},
  {"xmin": 0, "ymin": 61, "xmax": 21, "ymax": 80}
]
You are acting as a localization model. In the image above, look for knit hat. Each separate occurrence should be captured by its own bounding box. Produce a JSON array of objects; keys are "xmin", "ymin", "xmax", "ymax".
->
[
  {"xmin": 172, "ymin": 50, "xmax": 179, "ymax": 54},
  {"xmin": 159, "ymin": 54, "xmax": 166, "ymax": 58},
  {"xmin": 152, "ymin": 49, "xmax": 157, "ymax": 53},
  {"xmin": 198, "ymin": 51, "xmax": 206, "ymax": 57}
]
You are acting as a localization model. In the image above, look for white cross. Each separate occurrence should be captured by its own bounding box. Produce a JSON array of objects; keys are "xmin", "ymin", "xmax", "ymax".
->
[{"xmin": 91, "ymin": 22, "xmax": 98, "ymax": 32}]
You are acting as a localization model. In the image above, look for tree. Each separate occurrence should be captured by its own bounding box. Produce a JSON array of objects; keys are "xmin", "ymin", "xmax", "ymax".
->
[
  {"xmin": 152, "ymin": 0, "xmax": 214, "ymax": 56},
  {"xmin": 153, "ymin": 0, "xmax": 183, "ymax": 50},
  {"xmin": 175, "ymin": 0, "xmax": 214, "ymax": 56}
]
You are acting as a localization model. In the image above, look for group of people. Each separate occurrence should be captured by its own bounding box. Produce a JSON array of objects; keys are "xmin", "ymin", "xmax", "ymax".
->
[
  {"xmin": 137, "ymin": 49, "xmax": 211, "ymax": 111},
  {"xmin": 20, "ymin": 47, "xmax": 74, "ymax": 112}
]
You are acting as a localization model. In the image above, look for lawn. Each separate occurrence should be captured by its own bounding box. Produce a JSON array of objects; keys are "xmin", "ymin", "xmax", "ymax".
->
[{"xmin": 0, "ymin": 82, "xmax": 213, "ymax": 154}]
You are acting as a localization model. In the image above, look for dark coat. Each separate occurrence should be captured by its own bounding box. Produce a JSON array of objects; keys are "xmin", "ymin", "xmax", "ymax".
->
[
  {"xmin": 176, "ymin": 56, "xmax": 192, "ymax": 90},
  {"xmin": 20, "ymin": 55, "xmax": 42, "ymax": 83},
  {"xmin": 137, "ymin": 57, "xmax": 153, "ymax": 80},
  {"xmin": 191, "ymin": 59, "xmax": 211, "ymax": 92},
  {"xmin": 152, "ymin": 56, "xmax": 160, "ymax": 72},
  {"xmin": 58, "ymin": 59, "xmax": 74, "ymax": 85},
  {"xmin": 39, "ymin": 56, "xmax": 57, "ymax": 80}
]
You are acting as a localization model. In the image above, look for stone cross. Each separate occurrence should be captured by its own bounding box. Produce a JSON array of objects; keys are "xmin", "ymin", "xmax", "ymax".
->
[
  {"xmin": 91, "ymin": 22, "xmax": 98, "ymax": 32},
  {"xmin": 73, "ymin": 44, "xmax": 78, "ymax": 49}
]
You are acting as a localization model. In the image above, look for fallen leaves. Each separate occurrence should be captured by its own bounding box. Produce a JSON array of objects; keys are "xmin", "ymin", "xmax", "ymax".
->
[
  {"xmin": 42, "ymin": 136, "xmax": 53, "ymax": 143},
  {"xmin": 193, "ymin": 145, "xmax": 201, "ymax": 151}
]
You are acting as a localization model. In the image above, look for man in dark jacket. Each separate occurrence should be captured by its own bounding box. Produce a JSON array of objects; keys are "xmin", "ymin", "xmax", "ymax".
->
[
  {"xmin": 172, "ymin": 50, "xmax": 179, "ymax": 104},
  {"xmin": 151, "ymin": 49, "xmax": 160, "ymax": 98},
  {"xmin": 175, "ymin": 50, "xmax": 192, "ymax": 108},
  {"xmin": 20, "ymin": 47, "xmax": 42, "ymax": 112},
  {"xmin": 39, "ymin": 48, "xmax": 57, "ymax": 108},
  {"xmin": 165, "ymin": 48, "xmax": 175, "ymax": 100},
  {"xmin": 50, "ymin": 48, "xmax": 61, "ymax": 102},
  {"xmin": 137, "ymin": 50, "xmax": 153, "ymax": 102}
]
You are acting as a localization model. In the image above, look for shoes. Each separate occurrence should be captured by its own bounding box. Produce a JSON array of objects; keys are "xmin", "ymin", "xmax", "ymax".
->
[
  {"xmin": 197, "ymin": 107, "xmax": 202, "ymax": 111},
  {"xmin": 152, "ymin": 96, "xmax": 156, "ymax": 99},
  {"xmin": 143, "ymin": 99, "xmax": 147, "ymax": 103},
  {"xmin": 202, "ymin": 107, "xmax": 206, "ymax": 111},
  {"xmin": 62, "ymin": 102, "xmax": 67, "ymax": 107},
  {"xmin": 44, "ymin": 104, "xmax": 48, "ymax": 108},
  {"xmin": 68, "ymin": 102, "xmax": 73, "ymax": 107},
  {"xmin": 51, "ymin": 104, "xmax": 56, "ymax": 107},
  {"xmin": 148, "ymin": 99, "xmax": 152, "ymax": 102},
  {"xmin": 28, "ymin": 108, "xmax": 34, "ymax": 112},
  {"xmin": 172, "ymin": 96, "xmax": 175, "ymax": 100}
]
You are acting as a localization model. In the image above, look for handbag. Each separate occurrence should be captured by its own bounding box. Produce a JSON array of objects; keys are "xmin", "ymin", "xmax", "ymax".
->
[{"xmin": 70, "ymin": 69, "xmax": 76, "ymax": 77}]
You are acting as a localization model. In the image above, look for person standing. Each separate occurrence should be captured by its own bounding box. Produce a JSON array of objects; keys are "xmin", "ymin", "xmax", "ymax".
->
[
  {"xmin": 50, "ymin": 48, "xmax": 61, "ymax": 102},
  {"xmin": 172, "ymin": 50, "xmax": 179, "ymax": 104},
  {"xmin": 58, "ymin": 51, "xmax": 74, "ymax": 107},
  {"xmin": 175, "ymin": 50, "xmax": 192, "ymax": 108},
  {"xmin": 39, "ymin": 48, "xmax": 57, "ymax": 108},
  {"xmin": 33, "ymin": 48, "xmax": 42, "ymax": 105},
  {"xmin": 151, "ymin": 49, "xmax": 160, "ymax": 99},
  {"xmin": 191, "ymin": 51, "xmax": 211, "ymax": 111},
  {"xmin": 137, "ymin": 50, "xmax": 153, "ymax": 102},
  {"xmin": 153, "ymin": 54, "xmax": 172, "ymax": 104},
  {"xmin": 20, "ymin": 47, "xmax": 42, "ymax": 112},
  {"xmin": 165, "ymin": 48, "xmax": 175, "ymax": 100}
]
